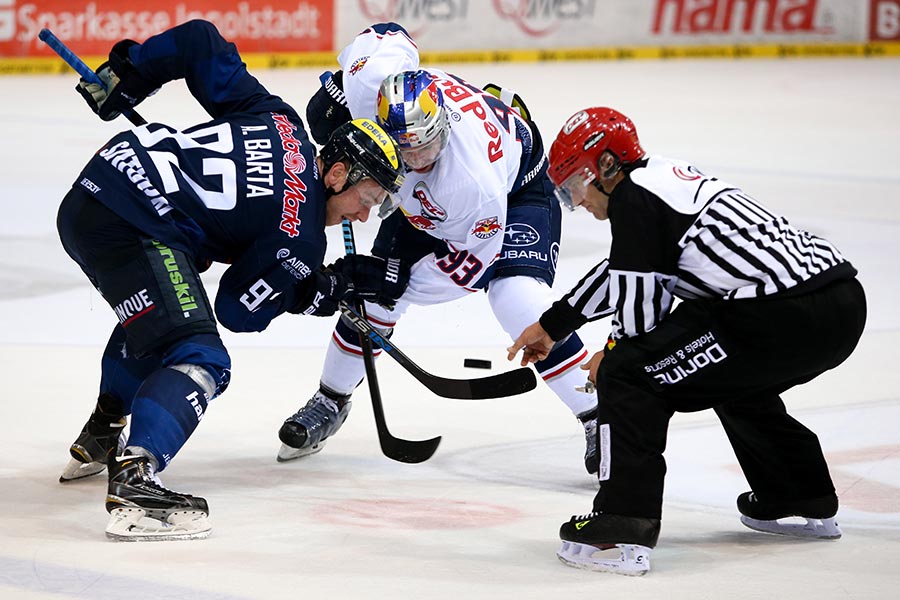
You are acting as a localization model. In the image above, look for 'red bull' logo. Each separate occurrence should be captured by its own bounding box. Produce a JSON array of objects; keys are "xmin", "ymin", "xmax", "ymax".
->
[{"xmin": 471, "ymin": 216, "xmax": 502, "ymax": 239}]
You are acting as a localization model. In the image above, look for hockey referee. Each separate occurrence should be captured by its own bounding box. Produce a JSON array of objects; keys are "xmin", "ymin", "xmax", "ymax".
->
[{"xmin": 507, "ymin": 107, "xmax": 866, "ymax": 575}]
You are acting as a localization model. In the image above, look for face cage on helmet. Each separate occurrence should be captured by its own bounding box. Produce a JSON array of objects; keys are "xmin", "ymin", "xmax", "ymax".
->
[
  {"xmin": 398, "ymin": 127, "xmax": 449, "ymax": 170},
  {"xmin": 554, "ymin": 166, "xmax": 597, "ymax": 211}
]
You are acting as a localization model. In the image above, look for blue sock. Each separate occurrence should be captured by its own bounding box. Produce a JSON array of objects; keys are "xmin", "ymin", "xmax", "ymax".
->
[{"xmin": 128, "ymin": 368, "xmax": 209, "ymax": 470}]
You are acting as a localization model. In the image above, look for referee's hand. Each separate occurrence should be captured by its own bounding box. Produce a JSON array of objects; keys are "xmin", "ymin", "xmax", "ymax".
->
[{"xmin": 507, "ymin": 322, "xmax": 554, "ymax": 366}]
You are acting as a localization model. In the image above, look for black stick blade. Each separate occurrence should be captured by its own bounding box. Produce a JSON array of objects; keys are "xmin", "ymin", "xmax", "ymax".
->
[
  {"xmin": 381, "ymin": 435, "xmax": 441, "ymax": 464},
  {"xmin": 411, "ymin": 367, "xmax": 537, "ymax": 400},
  {"xmin": 339, "ymin": 304, "xmax": 538, "ymax": 400},
  {"xmin": 466, "ymin": 367, "xmax": 537, "ymax": 399}
]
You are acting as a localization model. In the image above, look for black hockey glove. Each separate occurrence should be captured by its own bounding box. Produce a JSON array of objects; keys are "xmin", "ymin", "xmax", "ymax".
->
[
  {"xmin": 288, "ymin": 269, "xmax": 353, "ymax": 317},
  {"xmin": 330, "ymin": 255, "xmax": 410, "ymax": 310},
  {"xmin": 305, "ymin": 70, "xmax": 351, "ymax": 145},
  {"xmin": 75, "ymin": 39, "xmax": 159, "ymax": 121}
]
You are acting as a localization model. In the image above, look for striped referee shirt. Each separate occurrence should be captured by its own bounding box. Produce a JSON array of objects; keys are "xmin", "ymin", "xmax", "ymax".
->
[{"xmin": 540, "ymin": 155, "xmax": 855, "ymax": 343}]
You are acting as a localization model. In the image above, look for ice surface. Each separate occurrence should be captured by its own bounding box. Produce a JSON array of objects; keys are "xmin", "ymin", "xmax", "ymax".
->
[{"xmin": 1, "ymin": 56, "xmax": 898, "ymax": 599}]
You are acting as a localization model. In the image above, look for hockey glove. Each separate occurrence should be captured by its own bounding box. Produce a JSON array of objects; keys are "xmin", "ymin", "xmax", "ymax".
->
[
  {"xmin": 76, "ymin": 39, "xmax": 159, "ymax": 121},
  {"xmin": 288, "ymin": 268, "xmax": 354, "ymax": 317},
  {"xmin": 305, "ymin": 70, "xmax": 352, "ymax": 145},
  {"xmin": 330, "ymin": 255, "xmax": 410, "ymax": 310}
]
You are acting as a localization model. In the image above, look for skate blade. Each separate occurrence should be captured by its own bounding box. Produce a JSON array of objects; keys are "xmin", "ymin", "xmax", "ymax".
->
[
  {"xmin": 557, "ymin": 541, "xmax": 651, "ymax": 575},
  {"xmin": 276, "ymin": 441, "xmax": 325, "ymax": 462},
  {"xmin": 59, "ymin": 457, "xmax": 106, "ymax": 483},
  {"xmin": 740, "ymin": 515, "xmax": 841, "ymax": 539},
  {"xmin": 106, "ymin": 507, "xmax": 211, "ymax": 542}
]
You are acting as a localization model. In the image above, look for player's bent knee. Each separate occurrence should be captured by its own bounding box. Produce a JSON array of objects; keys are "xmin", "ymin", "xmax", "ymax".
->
[
  {"xmin": 169, "ymin": 363, "xmax": 218, "ymax": 399},
  {"xmin": 162, "ymin": 333, "xmax": 232, "ymax": 397}
]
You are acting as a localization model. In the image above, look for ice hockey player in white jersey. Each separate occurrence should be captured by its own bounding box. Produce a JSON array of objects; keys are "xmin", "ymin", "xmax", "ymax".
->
[{"xmin": 277, "ymin": 23, "xmax": 599, "ymax": 473}]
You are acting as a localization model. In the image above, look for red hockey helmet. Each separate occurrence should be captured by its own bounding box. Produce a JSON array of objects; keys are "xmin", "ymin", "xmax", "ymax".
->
[{"xmin": 548, "ymin": 107, "xmax": 644, "ymax": 209}]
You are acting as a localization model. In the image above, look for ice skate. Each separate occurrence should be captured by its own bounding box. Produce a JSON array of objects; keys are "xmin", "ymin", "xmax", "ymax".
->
[
  {"xmin": 277, "ymin": 388, "xmax": 352, "ymax": 462},
  {"xmin": 105, "ymin": 453, "xmax": 210, "ymax": 541},
  {"xmin": 737, "ymin": 491, "xmax": 841, "ymax": 539},
  {"xmin": 578, "ymin": 408, "xmax": 598, "ymax": 476},
  {"xmin": 557, "ymin": 512, "xmax": 660, "ymax": 576},
  {"xmin": 59, "ymin": 393, "xmax": 127, "ymax": 483}
]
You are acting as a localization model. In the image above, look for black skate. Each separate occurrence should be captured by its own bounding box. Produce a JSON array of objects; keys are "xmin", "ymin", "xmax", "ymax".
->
[
  {"xmin": 277, "ymin": 387, "xmax": 352, "ymax": 462},
  {"xmin": 60, "ymin": 393, "xmax": 126, "ymax": 483},
  {"xmin": 557, "ymin": 512, "xmax": 660, "ymax": 575},
  {"xmin": 578, "ymin": 408, "xmax": 598, "ymax": 476},
  {"xmin": 737, "ymin": 491, "xmax": 841, "ymax": 539},
  {"xmin": 105, "ymin": 454, "xmax": 210, "ymax": 541}
]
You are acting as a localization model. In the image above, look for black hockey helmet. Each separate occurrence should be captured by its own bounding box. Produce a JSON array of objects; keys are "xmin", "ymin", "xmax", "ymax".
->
[{"xmin": 320, "ymin": 118, "xmax": 406, "ymax": 198}]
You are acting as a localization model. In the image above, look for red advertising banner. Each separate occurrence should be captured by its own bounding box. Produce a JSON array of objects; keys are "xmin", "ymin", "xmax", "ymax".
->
[
  {"xmin": 0, "ymin": 0, "xmax": 334, "ymax": 57},
  {"xmin": 871, "ymin": 0, "xmax": 900, "ymax": 40},
  {"xmin": 651, "ymin": 0, "xmax": 833, "ymax": 36}
]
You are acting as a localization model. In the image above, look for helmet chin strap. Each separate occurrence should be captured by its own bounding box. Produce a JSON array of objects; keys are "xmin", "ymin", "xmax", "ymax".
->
[
  {"xmin": 599, "ymin": 151, "xmax": 621, "ymax": 179},
  {"xmin": 591, "ymin": 179, "xmax": 611, "ymax": 197},
  {"xmin": 592, "ymin": 152, "xmax": 622, "ymax": 196},
  {"xmin": 325, "ymin": 181, "xmax": 344, "ymax": 200},
  {"xmin": 324, "ymin": 163, "xmax": 352, "ymax": 200}
]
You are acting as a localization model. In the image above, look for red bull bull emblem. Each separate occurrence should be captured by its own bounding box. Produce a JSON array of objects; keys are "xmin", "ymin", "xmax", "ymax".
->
[
  {"xmin": 471, "ymin": 216, "xmax": 502, "ymax": 239},
  {"xmin": 349, "ymin": 56, "xmax": 369, "ymax": 75}
]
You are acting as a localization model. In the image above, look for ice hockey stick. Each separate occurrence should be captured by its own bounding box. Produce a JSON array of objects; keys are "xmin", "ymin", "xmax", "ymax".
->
[
  {"xmin": 342, "ymin": 220, "xmax": 441, "ymax": 463},
  {"xmin": 39, "ymin": 28, "xmax": 147, "ymax": 127}
]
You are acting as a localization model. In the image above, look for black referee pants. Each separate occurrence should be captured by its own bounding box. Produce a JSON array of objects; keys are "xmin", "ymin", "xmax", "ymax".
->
[{"xmin": 592, "ymin": 277, "xmax": 866, "ymax": 519}]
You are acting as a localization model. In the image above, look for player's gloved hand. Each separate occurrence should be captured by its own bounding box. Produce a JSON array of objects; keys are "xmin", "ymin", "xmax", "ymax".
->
[
  {"xmin": 75, "ymin": 39, "xmax": 159, "ymax": 121},
  {"xmin": 288, "ymin": 268, "xmax": 354, "ymax": 317},
  {"xmin": 306, "ymin": 70, "xmax": 351, "ymax": 145},
  {"xmin": 75, "ymin": 63, "xmax": 121, "ymax": 118},
  {"xmin": 330, "ymin": 255, "xmax": 410, "ymax": 310}
]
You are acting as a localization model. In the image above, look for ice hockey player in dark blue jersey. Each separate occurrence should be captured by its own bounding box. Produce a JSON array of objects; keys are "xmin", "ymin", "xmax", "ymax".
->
[{"xmin": 55, "ymin": 19, "xmax": 408, "ymax": 541}]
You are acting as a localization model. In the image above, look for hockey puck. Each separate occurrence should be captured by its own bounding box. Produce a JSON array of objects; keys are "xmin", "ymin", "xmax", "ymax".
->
[{"xmin": 464, "ymin": 358, "xmax": 492, "ymax": 369}]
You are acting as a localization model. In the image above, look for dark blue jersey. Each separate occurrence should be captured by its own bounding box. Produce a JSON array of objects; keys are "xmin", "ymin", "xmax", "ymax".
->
[{"xmin": 73, "ymin": 20, "xmax": 327, "ymax": 333}]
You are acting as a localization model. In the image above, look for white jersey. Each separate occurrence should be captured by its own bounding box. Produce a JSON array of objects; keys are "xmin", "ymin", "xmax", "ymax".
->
[{"xmin": 338, "ymin": 25, "xmax": 531, "ymax": 306}]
